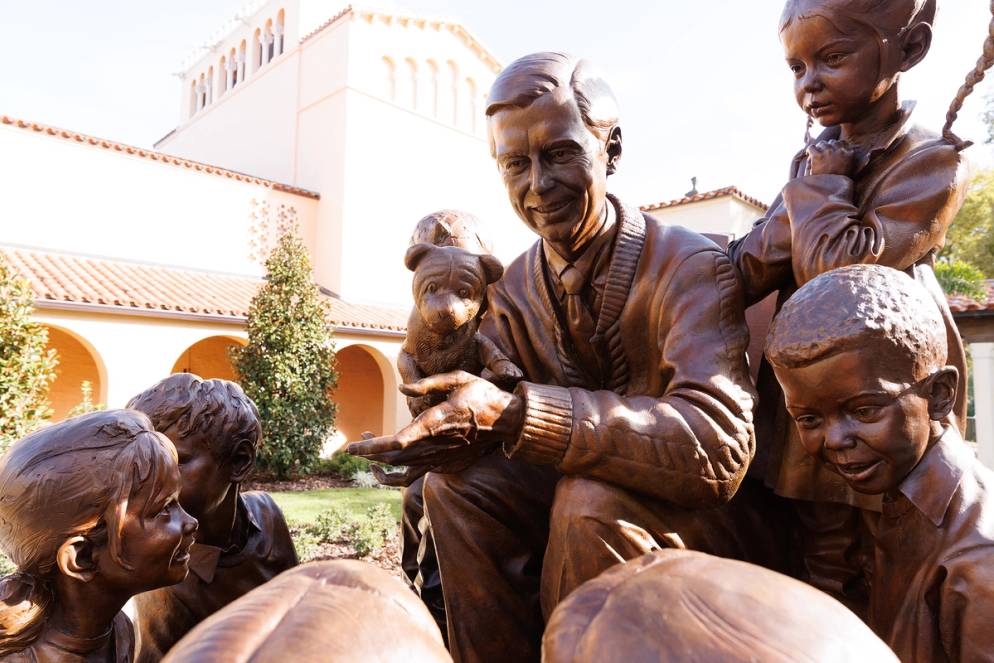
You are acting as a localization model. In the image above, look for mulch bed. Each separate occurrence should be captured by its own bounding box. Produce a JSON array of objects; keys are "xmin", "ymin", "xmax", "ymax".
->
[
  {"xmin": 245, "ymin": 474, "xmax": 353, "ymax": 492},
  {"xmin": 305, "ymin": 535, "xmax": 403, "ymax": 577}
]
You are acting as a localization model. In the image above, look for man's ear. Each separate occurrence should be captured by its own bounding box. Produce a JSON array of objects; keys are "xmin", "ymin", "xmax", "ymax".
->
[
  {"xmin": 229, "ymin": 438, "xmax": 257, "ymax": 484},
  {"xmin": 404, "ymin": 243, "xmax": 434, "ymax": 272},
  {"xmin": 479, "ymin": 254, "xmax": 504, "ymax": 285},
  {"xmin": 900, "ymin": 22, "xmax": 932, "ymax": 72},
  {"xmin": 56, "ymin": 536, "xmax": 97, "ymax": 583},
  {"xmin": 924, "ymin": 366, "xmax": 958, "ymax": 421},
  {"xmin": 605, "ymin": 126, "xmax": 623, "ymax": 176}
]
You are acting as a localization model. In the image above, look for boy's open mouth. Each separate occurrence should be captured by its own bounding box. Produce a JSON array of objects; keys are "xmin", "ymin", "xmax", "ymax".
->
[{"xmin": 835, "ymin": 459, "xmax": 882, "ymax": 481}]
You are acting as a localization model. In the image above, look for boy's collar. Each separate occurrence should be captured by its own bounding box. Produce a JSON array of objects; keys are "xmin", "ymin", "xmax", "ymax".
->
[
  {"xmin": 894, "ymin": 426, "xmax": 968, "ymax": 527},
  {"xmin": 187, "ymin": 493, "xmax": 262, "ymax": 583}
]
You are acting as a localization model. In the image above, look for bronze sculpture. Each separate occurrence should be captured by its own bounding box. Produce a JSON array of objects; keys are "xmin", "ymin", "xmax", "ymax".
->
[
  {"xmin": 161, "ymin": 561, "xmax": 451, "ymax": 663},
  {"xmin": 126, "ymin": 374, "xmax": 298, "ymax": 663},
  {"xmin": 727, "ymin": 0, "xmax": 994, "ymax": 608},
  {"xmin": 767, "ymin": 264, "xmax": 994, "ymax": 663},
  {"xmin": 351, "ymin": 52, "xmax": 783, "ymax": 663},
  {"xmin": 543, "ymin": 549, "xmax": 898, "ymax": 663},
  {"xmin": 0, "ymin": 410, "xmax": 198, "ymax": 662}
]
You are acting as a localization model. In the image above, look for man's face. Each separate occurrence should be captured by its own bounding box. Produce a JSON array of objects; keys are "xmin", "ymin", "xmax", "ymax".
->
[
  {"xmin": 489, "ymin": 88, "xmax": 613, "ymax": 253},
  {"xmin": 775, "ymin": 346, "xmax": 934, "ymax": 495}
]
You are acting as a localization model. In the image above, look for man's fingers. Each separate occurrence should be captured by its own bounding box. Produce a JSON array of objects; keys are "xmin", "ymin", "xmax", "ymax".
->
[
  {"xmin": 347, "ymin": 435, "xmax": 402, "ymax": 457},
  {"xmin": 400, "ymin": 370, "xmax": 479, "ymax": 397}
]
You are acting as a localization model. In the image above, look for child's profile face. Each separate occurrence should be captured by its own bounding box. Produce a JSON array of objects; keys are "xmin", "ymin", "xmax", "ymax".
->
[
  {"xmin": 161, "ymin": 426, "xmax": 232, "ymax": 527},
  {"xmin": 775, "ymin": 345, "xmax": 934, "ymax": 494},
  {"xmin": 99, "ymin": 438, "xmax": 198, "ymax": 592},
  {"xmin": 782, "ymin": 12, "xmax": 898, "ymax": 127}
]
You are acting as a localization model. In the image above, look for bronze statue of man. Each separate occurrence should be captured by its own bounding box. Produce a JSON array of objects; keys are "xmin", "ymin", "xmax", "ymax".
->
[{"xmin": 351, "ymin": 52, "xmax": 776, "ymax": 663}]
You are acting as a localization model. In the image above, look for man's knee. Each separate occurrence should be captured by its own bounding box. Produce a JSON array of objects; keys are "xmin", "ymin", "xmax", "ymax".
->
[{"xmin": 550, "ymin": 476, "xmax": 630, "ymax": 538}]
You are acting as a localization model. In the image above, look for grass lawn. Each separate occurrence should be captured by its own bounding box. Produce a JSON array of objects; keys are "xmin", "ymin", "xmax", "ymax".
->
[{"xmin": 271, "ymin": 487, "xmax": 402, "ymax": 524}]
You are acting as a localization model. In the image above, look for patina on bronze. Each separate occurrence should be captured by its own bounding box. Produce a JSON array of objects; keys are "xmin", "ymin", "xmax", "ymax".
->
[
  {"xmin": 127, "ymin": 374, "xmax": 298, "ymax": 663},
  {"xmin": 351, "ymin": 52, "xmax": 776, "ymax": 663},
  {"xmin": 161, "ymin": 561, "xmax": 451, "ymax": 663},
  {"xmin": 544, "ymin": 549, "xmax": 898, "ymax": 663},
  {"xmin": 768, "ymin": 265, "xmax": 994, "ymax": 663},
  {"xmin": 728, "ymin": 0, "xmax": 994, "ymax": 608},
  {"xmin": 0, "ymin": 410, "xmax": 197, "ymax": 663}
]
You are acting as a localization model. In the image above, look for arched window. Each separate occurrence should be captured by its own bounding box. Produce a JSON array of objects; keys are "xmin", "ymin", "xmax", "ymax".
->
[
  {"xmin": 405, "ymin": 58, "xmax": 418, "ymax": 109},
  {"xmin": 465, "ymin": 77, "xmax": 478, "ymax": 133},
  {"xmin": 264, "ymin": 19, "xmax": 274, "ymax": 64},
  {"xmin": 382, "ymin": 56, "xmax": 397, "ymax": 101},
  {"xmin": 237, "ymin": 40, "xmax": 247, "ymax": 83},
  {"xmin": 207, "ymin": 66, "xmax": 214, "ymax": 105},
  {"xmin": 252, "ymin": 28, "xmax": 262, "ymax": 72},
  {"xmin": 426, "ymin": 59, "xmax": 440, "ymax": 118},
  {"xmin": 197, "ymin": 73, "xmax": 207, "ymax": 112},
  {"xmin": 276, "ymin": 9, "xmax": 286, "ymax": 55},
  {"xmin": 228, "ymin": 48, "xmax": 238, "ymax": 88},
  {"xmin": 447, "ymin": 61, "xmax": 459, "ymax": 126},
  {"xmin": 218, "ymin": 55, "xmax": 228, "ymax": 95},
  {"xmin": 189, "ymin": 80, "xmax": 197, "ymax": 118}
]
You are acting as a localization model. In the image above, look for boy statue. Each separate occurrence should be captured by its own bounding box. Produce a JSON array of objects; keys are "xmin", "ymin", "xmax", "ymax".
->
[
  {"xmin": 127, "ymin": 374, "xmax": 299, "ymax": 663},
  {"xmin": 766, "ymin": 264, "xmax": 994, "ymax": 663}
]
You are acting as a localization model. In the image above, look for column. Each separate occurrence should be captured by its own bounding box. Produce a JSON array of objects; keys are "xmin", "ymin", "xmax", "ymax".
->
[
  {"xmin": 262, "ymin": 32, "xmax": 274, "ymax": 65},
  {"xmin": 274, "ymin": 23, "xmax": 285, "ymax": 56},
  {"xmin": 973, "ymin": 342, "xmax": 994, "ymax": 467}
]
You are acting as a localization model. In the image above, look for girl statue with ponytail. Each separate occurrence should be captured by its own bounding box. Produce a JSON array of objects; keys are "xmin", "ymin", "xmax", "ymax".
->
[
  {"xmin": 0, "ymin": 410, "xmax": 198, "ymax": 662},
  {"xmin": 727, "ymin": 0, "xmax": 993, "ymax": 621}
]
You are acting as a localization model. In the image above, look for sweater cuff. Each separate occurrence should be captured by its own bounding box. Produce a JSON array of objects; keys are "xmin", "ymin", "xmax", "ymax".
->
[{"xmin": 504, "ymin": 382, "xmax": 573, "ymax": 465}]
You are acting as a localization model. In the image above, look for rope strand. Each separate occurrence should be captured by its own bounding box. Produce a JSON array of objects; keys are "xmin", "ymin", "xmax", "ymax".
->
[{"xmin": 942, "ymin": 0, "xmax": 994, "ymax": 151}]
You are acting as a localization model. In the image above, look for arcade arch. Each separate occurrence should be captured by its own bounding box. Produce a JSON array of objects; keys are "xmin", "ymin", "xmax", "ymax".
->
[
  {"xmin": 42, "ymin": 325, "xmax": 107, "ymax": 421},
  {"xmin": 333, "ymin": 344, "xmax": 397, "ymax": 443},
  {"xmin": 170, "ymin": 335, "xmax": 246, "ymax": 382}
]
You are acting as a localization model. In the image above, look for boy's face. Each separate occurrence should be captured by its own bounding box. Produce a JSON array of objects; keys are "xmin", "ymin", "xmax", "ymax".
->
[
  {"xmin": 161, "ymin": 425, "xmax": 232, "ymax": 526},
  {"xmin": 782, "ymin": 13, "xmax": 898, "ymax": 127},
  {"xmin": 775, "ymin": 345, "xmax": 935, "ymax": 495}
]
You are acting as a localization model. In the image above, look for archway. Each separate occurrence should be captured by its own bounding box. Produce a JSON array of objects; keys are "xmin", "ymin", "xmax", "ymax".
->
[
  {"xmin": 43, "ymin": 325, "xmax": 106, "ymax": 421},
  {"xmin": 171, "ymin": 336, "xmax": 245, "ymax": 381},
  {"xmin": 333, "ymin": 345, "xmax": 387, "ymax": 445}
]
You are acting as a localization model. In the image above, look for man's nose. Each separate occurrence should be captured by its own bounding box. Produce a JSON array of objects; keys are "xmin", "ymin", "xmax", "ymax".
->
[
  {"xmin": 529, "ymin": 162, "xmax": 552, "ymax": 195},
  {"xmin": 823, "ymin": 418, "xmax": 858, "ymax": 452}
]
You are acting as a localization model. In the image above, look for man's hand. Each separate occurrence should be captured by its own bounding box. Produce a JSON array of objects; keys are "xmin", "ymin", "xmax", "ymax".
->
[
  {"xmin": 806, "ymin": 139, "xmax": 856, "ymax": 177},
  {"xmin": 347, "ymin": 371, "xmax": 524, "ymax": 470}
]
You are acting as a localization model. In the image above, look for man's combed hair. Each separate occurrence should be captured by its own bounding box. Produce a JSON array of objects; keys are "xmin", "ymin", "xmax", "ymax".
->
[
  {"xmin": 485, "ymin": 52, "xmax": 620, "ymax": 168},
  {"xmin": 766, "ymin": 265, "xmax": 947, "ymax": 377},
  {"xmin": 127, "ymin": 373, "xmax": 262, "ymax": 459}
]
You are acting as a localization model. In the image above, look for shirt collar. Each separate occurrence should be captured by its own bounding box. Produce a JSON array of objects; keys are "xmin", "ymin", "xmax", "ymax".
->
[
  {"xmin": 187, "ymin": 494, "xmax": 262, "ymax": 583},
  {"xmin": 897, "ymin": 427, "xmax": 968, "ymax": 528},
  {"xmin": 543, "ymin": 200, "xmax": 617, "ymax": 283},
  {"xmin": 800, "ymin": 100, "xmax": 916, "ymax": 174}
]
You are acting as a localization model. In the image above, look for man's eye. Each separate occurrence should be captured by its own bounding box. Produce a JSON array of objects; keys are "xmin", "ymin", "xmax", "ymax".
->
[
  {"xmin": 794, "ymin": 415, "xmax": 822, "ymax": 429},
  {"xmin": 550, "ymin": 149, "xmax": 572, "ymax": 163},
  {"xmin": 504, "ymin": 159, "xmax": 527, "ymax": 174}
]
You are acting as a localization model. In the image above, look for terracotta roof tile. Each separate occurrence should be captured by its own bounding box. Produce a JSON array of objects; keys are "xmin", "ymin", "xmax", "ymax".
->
[
  {"xmin": 948, "ymin": 280, "xmax": 994, "ymax": 314},
  {"xmin": 0, "ymin": 115, "xmax": 320, "ymax": 200},
  {"xmin": 2, "ymin": 247, "xmax": 407, "ymax": 332},
  {"xmin": 641, "ymin": 186, "xmax": 769, "ymax": 213}
]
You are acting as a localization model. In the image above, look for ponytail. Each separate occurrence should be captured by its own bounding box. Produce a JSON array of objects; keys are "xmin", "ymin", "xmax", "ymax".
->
[
  {"xmin": 0, "ymin": 572, "xmax": 52, "ymax": 655},
  {"xmin": 942, "ymin": 0, "xmax": 994, "ymax": 151}
]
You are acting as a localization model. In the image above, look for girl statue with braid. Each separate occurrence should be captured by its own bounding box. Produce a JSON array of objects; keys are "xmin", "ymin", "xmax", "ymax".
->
[
  {"xmin": 0, "ymin": 411, "xmax": 198, "ymax": 662},
  {"xmin": 727, "ymin": 0, "xmax": 994, "ymax": 613}
]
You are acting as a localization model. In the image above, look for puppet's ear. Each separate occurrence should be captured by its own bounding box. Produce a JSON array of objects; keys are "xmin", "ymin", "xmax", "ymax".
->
[
  {"xmin": 479, "ymin": 254, "xmax": 504, "ymax": 284},
  {"xmin": 56, "ymin": 536, "xmax": 97, "ymax": 583},
  {"xmin": 404, "ymin": 243, "xmax": 434, "ymax": 272}
]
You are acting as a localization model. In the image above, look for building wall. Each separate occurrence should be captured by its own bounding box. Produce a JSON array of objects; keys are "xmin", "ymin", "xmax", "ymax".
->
[
  {"xmin": 0, "ymin": 123, "xmax": 319, "ymax": 279},
  {"xmin": 644, "ymin": 197, "xmax": 762, "ymax": 240}
]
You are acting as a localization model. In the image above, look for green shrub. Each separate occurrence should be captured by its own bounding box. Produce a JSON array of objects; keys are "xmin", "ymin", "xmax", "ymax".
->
[
  {"xmin": 321, "ymin": 452, "xmax": 372, "ymax": 479},
  {"xmin": 233, "ymin": 216, "xmax": 338, "ymax": 479},
  {"xmin": 935, "ymin": 259, "xmax": 988, "ymax": 302},
  {"xmin": 346, "ymin": 504, "xmax": 396, "ymax": 557}
]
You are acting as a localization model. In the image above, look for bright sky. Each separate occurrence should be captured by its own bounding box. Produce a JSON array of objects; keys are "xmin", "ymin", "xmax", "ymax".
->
[{"xmin": 1, "ymin": 0, "xmax": 991, "ymax": 207}]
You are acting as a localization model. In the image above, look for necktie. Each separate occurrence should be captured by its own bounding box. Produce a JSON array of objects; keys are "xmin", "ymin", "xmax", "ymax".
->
[{"xmin": 560, "ymin": 265, "xmax": 601, "ymax": 382}]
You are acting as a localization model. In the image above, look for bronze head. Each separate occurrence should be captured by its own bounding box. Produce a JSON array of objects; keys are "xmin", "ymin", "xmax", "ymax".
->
[
  {"xmin": 0, "ymin": 410, "xmax": 196, "ymax": 655},
  {"xmin": 127, "ymin": 374, "xmax": 261, "ymax": 527},
  {"xmin": 766, "ymin": 265, "xmax": 957, "ymax": 495},
  {"xmin": 486, "ymin": 52, "xmax": 622, "ymax": 260}
]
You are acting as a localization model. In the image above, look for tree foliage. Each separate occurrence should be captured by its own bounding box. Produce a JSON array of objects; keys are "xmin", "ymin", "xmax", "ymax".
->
[
  {"xmin": 935, "ymin": 259, "xmax": 989, "ymax": 302},
  {"xmin": 233, "ymin": 221, "xmax": 338, "ymax": 478},
  {"xmin": 0, "ymin": 255, "xmax": 57, "ymax": 451},
  {"xmin": 940, "ymin": 170, "xmax": 994, "ymax": 279}
]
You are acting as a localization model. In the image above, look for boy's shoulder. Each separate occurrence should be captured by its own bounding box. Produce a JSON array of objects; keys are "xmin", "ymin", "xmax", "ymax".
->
[{"xmin": 241, "ymin": 490, "xmax": 292, "ymax": 535}]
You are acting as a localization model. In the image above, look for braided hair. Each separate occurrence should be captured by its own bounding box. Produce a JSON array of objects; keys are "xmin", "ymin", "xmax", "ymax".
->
[{"xmin": 942, "ymin": 0, "xmax": 994, "ymax": 150}]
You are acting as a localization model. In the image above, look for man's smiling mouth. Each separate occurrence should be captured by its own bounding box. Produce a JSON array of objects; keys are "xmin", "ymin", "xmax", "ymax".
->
[{"xmin": 532, "ymin": 200, "xmax": 571, "ymax": 214}]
